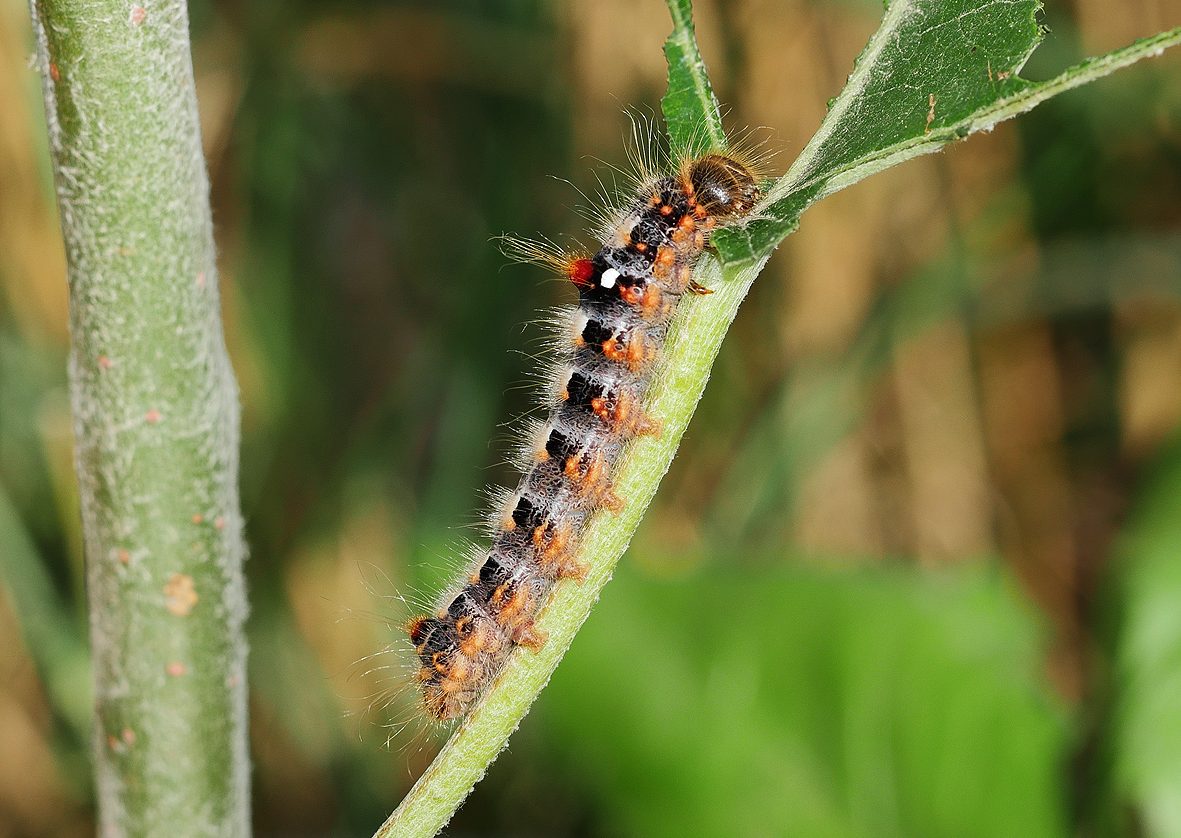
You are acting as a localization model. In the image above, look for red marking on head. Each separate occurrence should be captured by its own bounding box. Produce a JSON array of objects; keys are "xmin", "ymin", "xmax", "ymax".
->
[
  {"xmin": 568, "ymin": 258, "xmax": 594, "ymax": 288},
  {"xmin": 49, "ymin": 63, "xmax": 60, "ymax": 83},
  {"xmin": 130, "ymin": 5, "xmax": 146, "ymax": 25}
]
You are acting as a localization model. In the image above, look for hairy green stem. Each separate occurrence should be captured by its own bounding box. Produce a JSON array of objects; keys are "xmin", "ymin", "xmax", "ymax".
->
[{"xmin": 27, "ymin": 0, "xmax": 250, "ymax": 833}]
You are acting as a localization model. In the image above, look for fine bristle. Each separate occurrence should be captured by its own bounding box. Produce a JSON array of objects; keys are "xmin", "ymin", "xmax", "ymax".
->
[
  {"xmin": 496, "ymin": 233, "xmax": 587, "ymax": 279},
  {"xmin": 479, "ymin": 485, "xmax": 516, "ymax": 536},
  {"xmin": 719, "ymin": 124, "xmax": 778, "ymax": 184},
  {"xmin": 506, "ymin": 416, "xmax": 549, "ymax": 474}
]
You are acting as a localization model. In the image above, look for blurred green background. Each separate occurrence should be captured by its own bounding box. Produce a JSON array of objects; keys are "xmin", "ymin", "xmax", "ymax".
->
[{"xmin": 3, "ymin": 0, "xmax": 1181, "ymax": 835}]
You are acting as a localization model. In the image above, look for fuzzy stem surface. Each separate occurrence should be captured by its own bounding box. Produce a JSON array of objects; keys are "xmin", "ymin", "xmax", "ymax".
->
[{"xmin": 27, "ymin": 0, "xmax": 251, "ymax": 833}]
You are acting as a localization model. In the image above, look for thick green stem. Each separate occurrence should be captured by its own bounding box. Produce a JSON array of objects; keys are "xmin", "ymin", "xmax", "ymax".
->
[{"xmin": 27, "ymin": 0, "xmax": 250, "ymax": 834}]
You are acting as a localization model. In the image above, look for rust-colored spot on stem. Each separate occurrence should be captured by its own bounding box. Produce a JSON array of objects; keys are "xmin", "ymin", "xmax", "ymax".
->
[{"xmin": 164, "ymin": 573, "xmax": 199, "ymax": 616}]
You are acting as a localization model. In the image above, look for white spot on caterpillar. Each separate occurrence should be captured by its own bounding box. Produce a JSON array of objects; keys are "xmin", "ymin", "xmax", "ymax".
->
[{"xmin": 600, "ymin": 268, "xmax": 619, "ymax": 289}]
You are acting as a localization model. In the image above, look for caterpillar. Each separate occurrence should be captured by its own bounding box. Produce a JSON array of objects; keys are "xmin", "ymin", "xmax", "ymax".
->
[{"xmin": 406, "ymin": 146, "xmax": 761, "ymax": 722}]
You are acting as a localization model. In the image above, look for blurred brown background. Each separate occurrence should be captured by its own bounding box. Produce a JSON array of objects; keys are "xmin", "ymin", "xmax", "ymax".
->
[{"xmin": 3, "ymin": 0, "xmax": 1181, "ymax": 835}]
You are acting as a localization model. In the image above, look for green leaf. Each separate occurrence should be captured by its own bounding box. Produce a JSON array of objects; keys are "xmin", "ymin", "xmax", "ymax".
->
[
  {"xmin": 661, "ymin": 0, "xmax": 727, "ymax": 157},
  {"xmin": 710, "ymin": 4, "xmax": 1181, "ymax": 265}
]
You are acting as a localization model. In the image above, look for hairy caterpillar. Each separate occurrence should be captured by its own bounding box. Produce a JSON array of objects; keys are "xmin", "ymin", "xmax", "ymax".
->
[{"xmin": 406, "ymin": 145, "xmax": 761, "ymax": 721}]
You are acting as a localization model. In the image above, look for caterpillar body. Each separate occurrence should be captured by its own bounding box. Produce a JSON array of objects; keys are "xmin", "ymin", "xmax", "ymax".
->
[{"xmin": 407, "ymin": 150, "xmax": 761, "ymax": 721}]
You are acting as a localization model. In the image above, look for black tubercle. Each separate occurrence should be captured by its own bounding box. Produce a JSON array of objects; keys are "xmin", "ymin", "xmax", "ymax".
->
[
  {"xmin": 606, "ymin": 247, "xmax": 651, "ymax": 274},
  {"xmin": 412, "ymin": 617, "xmax": 455, "ymax": 656},
  {"xmin": 580, "ymin": 317, "xmax": 615, "ymax": 347},
  {"xmin": 446, "ymin": 591, "xmax": 478, "ymax": 622},
  {"xmin": 564, "ymin": 371, "xmax": 612, "ymax": 412},
  {"xmin": 545, "ymin": 428, "xmax": 579, "ymax": 462},
  {"xmin": 511, "ymin": 495, "xmax": 545, "ymax": 530},
  {"xmin": 655, "ymin": 178, "xmax": 690, "ymax": 214},
  {"xmin": 470, "ymin": 554, "xmax": 513, "ymax": 604},
  {"xmin": 478, "ymin": 555, "xmax": 506, "ymax": 584},
  {"xmin": 629, "ymin": 217, "xmax": 665, "ymax": 254}
]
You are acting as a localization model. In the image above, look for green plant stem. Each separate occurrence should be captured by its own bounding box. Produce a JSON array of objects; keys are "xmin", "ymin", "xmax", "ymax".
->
[{"xmin": 27, "ymin": 0, "xmax": 250, "ymax": 833}]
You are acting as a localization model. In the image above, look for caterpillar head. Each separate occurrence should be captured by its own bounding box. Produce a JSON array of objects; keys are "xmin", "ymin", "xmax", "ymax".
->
[{"xmin": 686, "ymin": 153, "xmax": 760, "ymax": 218}]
